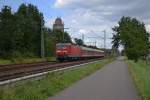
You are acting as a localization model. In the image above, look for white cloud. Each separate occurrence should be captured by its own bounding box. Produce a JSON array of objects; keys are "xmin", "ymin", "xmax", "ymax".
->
[
  {"xmin": 146, "ymin": 25, "xmax": 150, "ymax": 33},
  {"xmin": 62, "ymin": 8, "xmax": 114, "ymax": 48},
  {"xmin": 53, "ymin": 0, "xmax": 150, "ymax": 48},
  {"xmin": 79, "ymin": 29, "xmax": 87, "ymax": 34},
  {"xmin": 54, "ymin": 0, "xmax": 69, "ymax": 8},
  {"xmin": 54, "ymin": 0, "xmax": 100, "ymax": 8},
  {"xmin": 45, "ymin": 17, "xmax": 56, "ymax": 28}
]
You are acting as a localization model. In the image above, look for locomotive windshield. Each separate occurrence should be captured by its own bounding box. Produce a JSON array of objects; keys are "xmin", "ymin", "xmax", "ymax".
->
[
  {"xmin": 57, "ymin": 45, "xmax": 65, "ymax": 49},
  {"xmin": 56, "ymin": 43, "xmax": 71, "ymax": 49}
]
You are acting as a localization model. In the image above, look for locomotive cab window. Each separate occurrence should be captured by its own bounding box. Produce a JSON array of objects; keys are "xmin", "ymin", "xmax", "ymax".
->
[{"xmin": 57, "ymin": 45, "xmax": 65, "ymax": 49}]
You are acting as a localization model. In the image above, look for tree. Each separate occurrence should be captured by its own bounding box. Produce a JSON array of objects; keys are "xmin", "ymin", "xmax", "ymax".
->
[
  {"xmin": 43, "ymin": 27, "xmax": 56, "ymax": 56},
  {"xmin": 0, "ymin": 6, "xmax": 15, "ymax": 58},
  {"xmin": 15, "ymin": 3, "xmax": 44, "ymax": 56},
  {"xmin": 74, "ymin": 38, "xmax": 84, "ymax": 46},
  {"xmin": 112, "ymin": 16, "xmax": 149, "ymax": 62},
  {"xmin": 52, "ymin": 30, "xmax": 72, "ymax": 43},
  {"xmin": 0, "ymin": 4, "xmax": 45, "ymax": 58}
]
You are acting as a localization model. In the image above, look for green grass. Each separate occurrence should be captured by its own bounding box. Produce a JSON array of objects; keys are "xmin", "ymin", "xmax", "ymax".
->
[
  {"xmin": 127, "ymin": 60, "xmax": 150, "ymax": 100},
  {"xmin": 0, "ymin": 59, "xmax": 12, "ymax": 65},
  {"xmin": 0, "ymin": 59, "xmax": 113, "ymax": 100},
  {"xmin": 0, "ymin": 57, "xmax": 56, "ymax": 65}
]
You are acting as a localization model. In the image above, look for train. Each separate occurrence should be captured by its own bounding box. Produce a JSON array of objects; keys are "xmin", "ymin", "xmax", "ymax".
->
[{"xmin": 56, "ymin": 43, "xmax": 105, "ymax": 61}]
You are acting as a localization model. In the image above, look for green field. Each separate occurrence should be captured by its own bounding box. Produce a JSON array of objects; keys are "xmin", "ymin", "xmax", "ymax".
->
[
  {"xmin": 0, "ymin": 59, "xmax": 113, "ymax": 100},
  {"xmin": 128, "ymin": 60, "xmax": 150, "ymax": 100},
  {"xmin": 0, "ymin": 57, "xmax": 56, "ymax": 65}
]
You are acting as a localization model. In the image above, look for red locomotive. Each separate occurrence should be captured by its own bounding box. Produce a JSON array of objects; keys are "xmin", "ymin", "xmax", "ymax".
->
[{"xmin": 56, "ymin": 43, "xmax": 104, "ymax": 61}]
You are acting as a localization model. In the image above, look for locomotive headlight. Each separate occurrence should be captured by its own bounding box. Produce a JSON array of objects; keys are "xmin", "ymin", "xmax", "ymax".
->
[
  {"xmin": 63, "ymin": 51, "xmax": 67, "ymax": 55},
  {"xmin": 56, "ymin": 50, "xmax": 61, "ymax": 53},
  {"xmin": 56, "ymin": 50, "xmax": 67, "ymax": 53},
  {"xmin": 63, "ymin": 50, "xmax": 67, "ymax": 54}
]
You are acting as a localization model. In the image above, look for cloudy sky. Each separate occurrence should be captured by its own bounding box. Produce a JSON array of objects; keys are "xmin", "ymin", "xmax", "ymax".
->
[{"xmin": 1, "ymin": 0, "xmax": 150, "ymax": 48}]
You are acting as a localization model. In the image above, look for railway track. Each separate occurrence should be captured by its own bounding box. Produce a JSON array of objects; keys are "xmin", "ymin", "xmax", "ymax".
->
[{"xmin": 0, "ymin": 59, "xmax": 101, "ymax": 82}]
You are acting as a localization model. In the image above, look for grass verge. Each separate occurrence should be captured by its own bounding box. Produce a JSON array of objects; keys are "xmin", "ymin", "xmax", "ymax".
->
[
  {"xmin": 0, "ymin": 59, "xmax": 113, "ymax": 100},
  {"xmin": 0, "ymin": 57, "xmax": 56, "ymax": 65},
  {"xmin": 127, "ymin": 60, "xmax": 150, "ymax": 100}
]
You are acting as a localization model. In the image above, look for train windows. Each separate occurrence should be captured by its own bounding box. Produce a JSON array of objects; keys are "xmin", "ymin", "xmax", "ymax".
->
[
  {"xmin": 56, "ymin": 44, "xmax": 67, "ymax": 49},
  {"xmin": 57, "ymin": 45, "xmax": 66, "ymax": 49}
]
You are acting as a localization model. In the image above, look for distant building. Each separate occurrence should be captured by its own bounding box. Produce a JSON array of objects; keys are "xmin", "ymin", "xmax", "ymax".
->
[{"xmin": 53, "ymin": 17, "xmax": 64, "ymax": 32}]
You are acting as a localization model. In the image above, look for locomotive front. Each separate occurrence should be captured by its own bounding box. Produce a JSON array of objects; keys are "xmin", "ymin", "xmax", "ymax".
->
[{"xmin": 56, "ymin": 43, "xmax": 70, "ymax": 61}]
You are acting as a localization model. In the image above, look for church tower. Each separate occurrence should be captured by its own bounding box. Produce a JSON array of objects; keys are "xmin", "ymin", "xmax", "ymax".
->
[{"xmin": 53, "ymin": 17, "xmax": 64, "ymax": 32}]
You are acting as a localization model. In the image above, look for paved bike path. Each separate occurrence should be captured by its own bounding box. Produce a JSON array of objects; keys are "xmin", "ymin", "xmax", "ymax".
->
[{"xmin": 48, "ymin": 58, "xmax": 141, "ymax": 100}]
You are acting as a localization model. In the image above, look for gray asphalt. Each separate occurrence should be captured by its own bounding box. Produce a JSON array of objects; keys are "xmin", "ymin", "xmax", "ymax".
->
[{"xmin": 47, "ymin": 57, "xmax": 141, "ymax": 100}]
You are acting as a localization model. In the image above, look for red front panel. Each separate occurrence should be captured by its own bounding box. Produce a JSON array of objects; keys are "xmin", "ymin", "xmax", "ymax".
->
[{"xmin": 56, "ymin": 44, "xmax": 70, "ymax": 56}]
